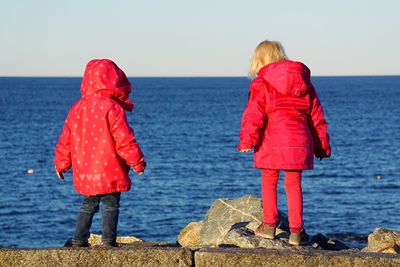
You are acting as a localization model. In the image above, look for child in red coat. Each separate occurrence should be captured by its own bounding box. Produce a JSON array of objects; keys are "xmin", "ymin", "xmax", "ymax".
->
[
  {"xmin": 54, "ymin": 59, "xmax": 146, "ymax": 247},
  {"xmin": 238, "ymin": 40, "xmax": 331, "ymax": 246}
]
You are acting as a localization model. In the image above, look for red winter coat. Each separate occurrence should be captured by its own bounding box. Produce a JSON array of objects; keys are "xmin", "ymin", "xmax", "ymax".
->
[
  {"xmin": 54, "ymin": 59, "xmax": 145, "ymax": 196},
  {"xmin": 238, "ymin": 60, "xmax": 331, "ymax": 170}
]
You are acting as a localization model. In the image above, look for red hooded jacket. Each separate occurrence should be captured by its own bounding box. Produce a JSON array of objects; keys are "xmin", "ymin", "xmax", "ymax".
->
[
  {"xmin": 238, "ymin": 60, "xmax": 331, "ymax": 170},
  {"xmin": 54, "ymin": 59, "xmax": 145, "ymax": 196}
]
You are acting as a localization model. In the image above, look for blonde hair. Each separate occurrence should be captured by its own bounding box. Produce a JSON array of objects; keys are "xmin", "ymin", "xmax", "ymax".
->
[{"xmin": 248, "ymin": 40, "xmax": 288, "ymax": 78}]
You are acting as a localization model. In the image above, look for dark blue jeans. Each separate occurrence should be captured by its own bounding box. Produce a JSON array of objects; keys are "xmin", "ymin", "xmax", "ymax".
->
[{"xmin": 72, "ymin": 192, "xmax": 121, "ymax": 245}]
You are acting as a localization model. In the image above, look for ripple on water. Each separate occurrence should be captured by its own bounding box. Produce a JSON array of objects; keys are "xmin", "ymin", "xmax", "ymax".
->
[{"xmin": 1, "ymin": 77, "xmax": 400, "ymax": 248}]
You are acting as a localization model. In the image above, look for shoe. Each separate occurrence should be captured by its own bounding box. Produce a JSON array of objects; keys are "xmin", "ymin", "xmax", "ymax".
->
[
  {"xmin": 72, "ymin": 242, "xmax": 89, "ymax": 248},
  {"xmin": 289, "ymin": 229, "xmax": 309, "ymax": 246},
  {"xmin": 102, "ymin": 241, "xmax": 119, "ymax": 247},
  {"xmin": 254, "ymin": 223, "xmax": 276, "ymax": 240}
]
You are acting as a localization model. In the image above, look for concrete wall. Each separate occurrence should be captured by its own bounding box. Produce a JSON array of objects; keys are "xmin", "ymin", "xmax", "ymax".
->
[
  {"xmin": 0, "ymin": 246, "xmax": 193, "ymax": 267},
  {"xmin": 196, "ymin": 248, "xmax": 400, "ymax": 267},
  {"xmin": 1, "ymin": 246, "xmax": 400, "ymax": 267}
]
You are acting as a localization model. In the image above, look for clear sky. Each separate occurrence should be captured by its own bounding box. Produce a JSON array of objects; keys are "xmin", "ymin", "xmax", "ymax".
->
[{"xmin": 1, "ymin": 0, "xmax": 399, "ymax": 76}]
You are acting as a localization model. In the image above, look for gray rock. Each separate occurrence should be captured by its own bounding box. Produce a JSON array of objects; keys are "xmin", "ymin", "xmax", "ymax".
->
[
  {"xmin": 221, "ymin": 222, "xmax": 293, "ymax": 250},
  {"xmin": 192, "ymin": 195, "xmax": 350, "ymax": 251},
  {"xmin": 220, "ymin": 222, "xmax": 350, "ymax": 251},
  {"xmin": 199, "ymin": 195, "xmax": 289, "ymax": 247},
  {"xmin": 362, "ymin": 228, "xmax": 400, "ymax": 254}
]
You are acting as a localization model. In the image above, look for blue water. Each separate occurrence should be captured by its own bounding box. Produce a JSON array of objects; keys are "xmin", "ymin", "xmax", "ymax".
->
[{"xmin": 0, "ymin": 76, "xmax": 399, "ymax": 249}]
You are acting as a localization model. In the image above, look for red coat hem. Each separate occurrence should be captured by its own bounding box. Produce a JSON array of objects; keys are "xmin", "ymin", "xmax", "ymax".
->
[
  {"xmin": 254, "ymin": 161, "xmax": 313, "ymax": 170},
  {"xmin": 76, "ymin": 185, "xmax": 131, "ymax": 196}
]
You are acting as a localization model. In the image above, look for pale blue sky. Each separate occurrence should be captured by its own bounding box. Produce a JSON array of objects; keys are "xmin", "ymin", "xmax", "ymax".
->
[{"xmin": 1, "ymin": 0, "xmax": 399, "ymax": 76}]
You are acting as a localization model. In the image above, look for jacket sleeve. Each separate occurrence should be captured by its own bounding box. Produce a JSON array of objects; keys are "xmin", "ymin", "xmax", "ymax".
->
[
  {"xmin": 108, "ymin": 105, "xmax": 145, "ymax": 172},
  {"xmin": 54, "ymin": 117, "xmax": 72, "ymax": 173},
  {"xmin": 238, "ymin": 80, "xmax": 267, "ymax": 150},
  {"xmin": 308, "ymin": 85, "xmax": 331, "ymax": 158}
]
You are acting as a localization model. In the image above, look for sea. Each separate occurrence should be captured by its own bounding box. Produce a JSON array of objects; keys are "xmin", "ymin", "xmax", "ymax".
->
[{"xmin": 0, "ymin": 76, "xmax": 399, "ymax": 249}]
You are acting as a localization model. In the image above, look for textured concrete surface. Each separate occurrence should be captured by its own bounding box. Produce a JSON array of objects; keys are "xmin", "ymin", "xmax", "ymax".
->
[
  {"xmin": 2, "ymin": 246, "xmax": 400, "ymax": 267},
  {"xmin": 195, "ymin": 247, "xmax": 400, "ymax": 267},
  {"xmin": 0, "ymin": 245, "xmax": 193, "ymax": 267}
]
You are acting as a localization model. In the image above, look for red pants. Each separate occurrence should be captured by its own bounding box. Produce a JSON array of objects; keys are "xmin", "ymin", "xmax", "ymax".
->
[{"xmin": 261, "ymin": 169, "xmax": 303, "ymax": 233}]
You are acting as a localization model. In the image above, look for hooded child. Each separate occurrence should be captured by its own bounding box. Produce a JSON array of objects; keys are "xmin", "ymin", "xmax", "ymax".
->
[
  {"xmin": 54, "ymin": 59, "xmax": 146, "ymax": 247},
  {"xmin": 238, "ymin": 40, "xmax": 331, "ymax": 246}
]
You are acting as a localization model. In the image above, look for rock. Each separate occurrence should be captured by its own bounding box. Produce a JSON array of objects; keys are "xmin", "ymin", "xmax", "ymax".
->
[
  {"xmin": 185, "ymin": 195, "xmax": 349, "ymax": 251},
  {"xmin": 220, "ymin": 222, "xmax": 350, "ymax": 251},
  {"xmin": 221, "ymin": 222, "xmax": 293, "ymax": 249},
  {"xmin": 64, "ymin": 233, "xmax": 144, "ymax": 247},
  {"xmin": 177, "ymin": 221, "xmax": 203, "ymax": 247},
  {"xmin": 199, "ymin": 195, "xmax": 289, "ymax": 247},
  {"xmin": 88, "ymin": 233, "xmax": 143, "ymax": 245},
  {"xmin": 362, "ymin": 228, "xmax": 400, "ymax": 254},
  {"xmin": 310, "ymin": 233, "xmax": 350, "ymax": 251}
]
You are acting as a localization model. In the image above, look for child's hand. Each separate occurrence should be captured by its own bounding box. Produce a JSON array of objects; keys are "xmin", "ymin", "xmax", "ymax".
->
[
  {"xmin": 55, "ymin": 166, "xmax": 65, "ymax": 180},
  {"xmin": 316, "ymin": 153, "xmax": 330, "ymax": 160},
  {"xmin": 133, "ymin": 162, "xmax": 146, "ymax": 176},
  {"xmin": 237, "ymin": 144, "xmax": 252, "ymax": 153}
]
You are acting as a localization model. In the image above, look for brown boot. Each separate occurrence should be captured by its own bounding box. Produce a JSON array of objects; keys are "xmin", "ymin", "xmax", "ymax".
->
[
  {"xmin": 254, "ymin": 223, "xmax": 276, "ymax": 240},
  {"xmin": 289, "ymin": 229, "xmax": 309, "ymax": 246}
]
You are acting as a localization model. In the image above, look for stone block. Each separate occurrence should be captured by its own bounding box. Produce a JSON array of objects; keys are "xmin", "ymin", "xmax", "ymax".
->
[
  {"xmin": 195, "ymin": 247, "xmax": 400, "ymax": 267},
  {"xmin": 0, "ymin": 246, "xmax": 193, "ymax": 267}
]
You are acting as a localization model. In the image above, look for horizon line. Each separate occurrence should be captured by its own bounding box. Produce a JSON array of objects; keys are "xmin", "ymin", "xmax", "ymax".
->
[{"xmin": 1, "ymin": 74, "xmax": 400, "ymax": 78}]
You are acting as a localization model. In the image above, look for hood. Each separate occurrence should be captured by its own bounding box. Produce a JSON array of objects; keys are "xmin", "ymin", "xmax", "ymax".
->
[
  {"xmin": 80, "ymin": 59, "xmax": 134, "ymax": 111},
  {"xmin": 257, "ymin": 60, "xmax": 311, "ymax": 97}
]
